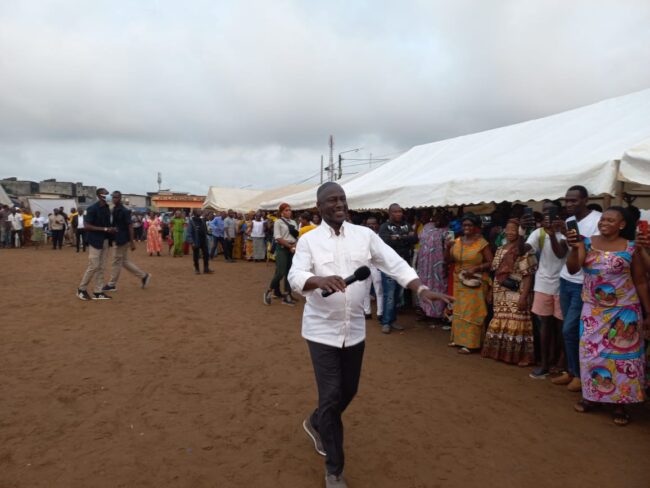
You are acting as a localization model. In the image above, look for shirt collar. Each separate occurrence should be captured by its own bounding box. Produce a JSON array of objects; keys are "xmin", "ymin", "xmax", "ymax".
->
[{"xmin": 321, "ymin": 218, "xmax": 347, "ymax": 238}]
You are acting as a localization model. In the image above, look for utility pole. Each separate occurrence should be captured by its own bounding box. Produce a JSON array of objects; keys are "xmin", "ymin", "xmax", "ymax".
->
[
  {"xmin": 338, "ymin": 153, "xmax": 342, "ymax": 180},
  {"xmin": 328, "ymin": 135, "xmax": 334, "ymax": 182},
  {"xmin": 320, "ymin": 155, "xmax": 324, "ymax": 184},
  {"xmin": 157, "ymin": 172, "xmax": 162, "ymax": 192}
]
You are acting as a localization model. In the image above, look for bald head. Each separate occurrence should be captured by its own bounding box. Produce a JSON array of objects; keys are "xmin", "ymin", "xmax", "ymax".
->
[{"xmin": 316, "ymin": 182, "xmax": 344, "ymax": 203}]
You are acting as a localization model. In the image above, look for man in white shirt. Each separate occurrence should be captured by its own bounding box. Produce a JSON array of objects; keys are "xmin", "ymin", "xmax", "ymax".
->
[
  {"xmin": 552, "ymin": 185, "xmax": 601, "ymax": 392},
  {"xmin": 288, "ymin": 182, "xmax": 452, "ymax": 488},
  {"xmin": 525, "ymin": 200, "xmax": 567, "ymax": 379},
  {"xmin": 8, "ymin": 207, "xmax": 23, "ymax": 248}
]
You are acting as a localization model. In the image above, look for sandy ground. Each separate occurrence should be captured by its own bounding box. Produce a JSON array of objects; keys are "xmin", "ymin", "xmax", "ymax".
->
[{"xmin": 0, "ymin": 244, "xmax": 649, "ymax": 488}]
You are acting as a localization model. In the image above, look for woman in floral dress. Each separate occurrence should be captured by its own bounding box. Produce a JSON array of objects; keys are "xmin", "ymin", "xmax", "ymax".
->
[
  {"xmin": 566, "ymin": 206, "xmax": 650, "ymax": 426},
  {"xmin": 482, "ymin": 219, "xmax": 537, "ymax": 365},
  {"xmin": 146, "ymin": 212, "xmax": 162, "ymax": 256}
]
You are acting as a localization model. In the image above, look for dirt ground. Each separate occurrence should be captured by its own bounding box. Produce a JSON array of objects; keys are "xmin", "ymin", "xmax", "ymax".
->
[{"xmin": 0, "ymin": 244, "xmax": 649, "ymax": 488}]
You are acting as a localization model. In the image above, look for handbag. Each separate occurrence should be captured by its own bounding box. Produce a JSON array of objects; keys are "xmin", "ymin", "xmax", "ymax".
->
[
  {"xmin": 500, "ymin": 277, "xmax": 521, "ymax": 292},
  {"xmin": 281, "ymin": 218, "xmax": 299, "ymax": 239},
  {"xmin": 458, "ymin": 239, "xmax": 482, "ymax": 288}
]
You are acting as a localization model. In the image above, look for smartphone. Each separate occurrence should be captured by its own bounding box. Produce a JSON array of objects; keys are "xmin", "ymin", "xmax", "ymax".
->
[
  {"xmin": 523, "ymin": 207, "xmax": 534, "ymax": 218},
  {"xmin": 547, "ymin": 206, "xmax": 558, "ymax": 222},
  {"xmin": 446, "ymin": 230, "xmax": 455, "ymax": 241},
  {"xmin": 638, "ymin": 220, "xmax": 648, "ymax": 236},
  {"xmin": 567, "ymin": 220, "xmax": 581, "ymax": 241}
]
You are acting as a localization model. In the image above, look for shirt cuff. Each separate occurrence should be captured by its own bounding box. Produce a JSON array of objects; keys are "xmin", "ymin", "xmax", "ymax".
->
[{"xmin": 288, "ymin": 271, "xmax": 315, "ymax": 297}]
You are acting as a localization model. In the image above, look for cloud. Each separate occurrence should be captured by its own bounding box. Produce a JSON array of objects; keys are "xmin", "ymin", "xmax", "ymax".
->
[{"xmin": 1, "ymin": 0, "xmax": 649, "ymax": 193}]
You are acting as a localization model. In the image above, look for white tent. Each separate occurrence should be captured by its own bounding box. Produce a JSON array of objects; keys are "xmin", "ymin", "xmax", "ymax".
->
[
  {"xmin": 340, "ymin": 88, "xmax": 650, "ymax": 210},
  {"xmin": 0, "ymin": 184, "xmax": 11, "ymax": 206},
  {"xmin": 233, "ymin": 184, "xmax": 313, "ymax": 212},
  {"xmin": 260, "ymin": 172, "xmax": 371, "ymax": 210},
  {"xmin": 202, "ymin": 187, "xmax": 263, "ymax": 211},
  {"xmin": 28, "ymin": 198, "xmax": 77, "ymax": 216}
]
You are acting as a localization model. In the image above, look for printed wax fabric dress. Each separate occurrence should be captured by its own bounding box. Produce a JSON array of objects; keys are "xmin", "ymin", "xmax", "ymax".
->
[
  {"xmin": 416, "ymin": 223, "xmax": 448, "ymax": 318},
  {"xmin": 580, "ymin": 238, "xmax": 646, "ymax": 403},
  {"xmin": 450, "ymin": 237, "xmax": 489, "ymax": 348},
  {"xmin": 482, "ymin": 247, "xmax": 536, "ymax": 364}
]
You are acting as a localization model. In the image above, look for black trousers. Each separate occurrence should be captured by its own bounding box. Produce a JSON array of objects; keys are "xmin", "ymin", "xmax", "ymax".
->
[
  {"xmin": 76, "ymin": 229, "xmax": 87, "ymax": 251},
  {"xmin": 210, "ymin": 236, "xmax": 224, "ymax": 259},
  {"xmin": 192, "ymin": 240, "xmax": 210, "ymax": 271},
  {"xmin": 223, "ymin": 238, "xmax": 234, "ymax": 260},
  {"xmin": 52, "ymin": 229, "xmax": 64, "ymax": 249},
  {"xmin": 307, "ymin": 339, "xmax": 365, "ymax": 476}
]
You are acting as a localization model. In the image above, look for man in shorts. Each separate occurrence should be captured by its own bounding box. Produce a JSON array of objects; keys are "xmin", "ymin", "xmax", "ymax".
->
[{"xmin": 525, "ymin": 200, "xmax": 566, "ymax": 378}]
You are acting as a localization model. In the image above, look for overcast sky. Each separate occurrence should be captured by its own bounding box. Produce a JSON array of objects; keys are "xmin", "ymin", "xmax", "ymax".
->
[{"xmin": 1, "ymin": 0, "xmax": 650, "ymax": 195}]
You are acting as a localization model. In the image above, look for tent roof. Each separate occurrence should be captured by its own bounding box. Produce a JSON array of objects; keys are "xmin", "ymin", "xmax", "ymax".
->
[
  {"xmin": 234, "ymin": 184, "xmax": 313, "ymax": 212},
  {"xmin": 260, "ymin": 173, "xmax": 370, "ymax": 210},
  {"xmin": 341, "ymin": 88, "xmax": 650, "ymax": 210},
  {"xmin": 0, "ymin": 184, "xmax": 11, "ymax": 206},
  {"xmin": 202, "ymin": 187, "xmax": 263, "ymax": 210}
]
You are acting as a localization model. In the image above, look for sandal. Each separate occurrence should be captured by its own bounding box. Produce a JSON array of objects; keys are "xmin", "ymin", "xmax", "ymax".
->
[
  {"xmin": 457, "ymin": 347, "xmax": 471, "ymax": 355},
  {"xmin": 447, "ymin": 342, "xmax": 457, "ymax": 347},
  {"xmin": 574, "ymin": 399, "xmax": 597, "ymax": 413},
  {"xmin": 612, "ymin": 407, "xmax": 630, "ymax": 426}
]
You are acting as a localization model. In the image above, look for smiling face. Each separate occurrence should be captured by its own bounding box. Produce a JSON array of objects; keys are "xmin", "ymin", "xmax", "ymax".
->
[
  {"xmin": 505, "ymin": 221, "xmax": 519, "ymax": 242},
  {"xmin": 598, "ymin": 209, "xmax": 625, "ymax": 238},
  {"xmin": 565, "ymin": 189, "xmax": 587, "ymax": 217},
  {"xmin": 461, "ymin": 219, "xmax": 477, "ymax": 236},
  {"xmin": 317, "ymin": 184, "xmax": 348, "ymax": 227}
]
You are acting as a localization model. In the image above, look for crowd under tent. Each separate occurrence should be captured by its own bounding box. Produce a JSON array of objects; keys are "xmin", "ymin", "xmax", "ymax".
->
[
  {"xmin": 27, "ymin": 198, "xmax": 77, "ymax": 216},
  {"xmin": 327, "ymin": 88, "xmax": 650, "ymax": 211},
  {"xmin": 202, "ymin": 187, "xmax": 263, "ymax": 211}
]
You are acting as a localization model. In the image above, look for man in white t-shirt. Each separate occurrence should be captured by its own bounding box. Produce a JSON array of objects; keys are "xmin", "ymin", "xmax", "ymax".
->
[
  {"xmin": 8, "ymin": 208, "xmax": 23, "ymax": 248},
  {"xmin": 525, "ymin": 200, "xmax": 567, "ymax": 379},
  {"xmin": 552, "ymin": 186, "xmax": 601, "ymax": 392}
]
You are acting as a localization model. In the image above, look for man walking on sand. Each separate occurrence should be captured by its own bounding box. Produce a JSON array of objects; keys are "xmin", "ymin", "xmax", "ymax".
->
[
  {"xmin": 288, "ymin": 182, "xmax": 452, "ymax": 488},
  {"xmin": 102, "ymin": 191, "xmax": 151, "ymax": 293},
  {"xmin": 77, "ymin": 188, "xmax": 115, "ymax": 301}
]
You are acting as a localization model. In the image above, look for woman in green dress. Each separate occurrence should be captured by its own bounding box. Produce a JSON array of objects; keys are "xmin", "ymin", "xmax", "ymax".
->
[{"xmin": 171, "ymin": 210, "xmax": 186, "ymax": 257}]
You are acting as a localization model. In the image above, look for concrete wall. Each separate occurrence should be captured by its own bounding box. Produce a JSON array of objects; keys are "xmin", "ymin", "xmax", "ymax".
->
[
  {"xmin": 39, "ymin": 179, "xmax": 75, "ymax": 197},
  {"xmin": 123, "ymin": 194, "xmax": 149, "ymax": 208},
  {"xmin": 1, "ymin": 179, "xmax": 38, "ymax": 196}
]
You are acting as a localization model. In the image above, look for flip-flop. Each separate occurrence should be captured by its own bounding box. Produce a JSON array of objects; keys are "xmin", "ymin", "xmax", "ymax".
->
[
  {"xmin": 612, "ymin": 408, "xmax": 629, "ymax": 426},
  {"xmin": 457, "ymin": 347, "xmax": 471, "ymax": 354},
  {"xmin": 574, "ymin": 399, "xmax": 598, "ymax": 413}
]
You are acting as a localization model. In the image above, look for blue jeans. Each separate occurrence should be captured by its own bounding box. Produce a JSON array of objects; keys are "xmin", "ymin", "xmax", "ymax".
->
[
  {"xmin": 380, "ymin": 273, "xmax": 401, "ymax": 326},
  {"xmin": 559, "ymin": 278, "xmax": 583, "ymax": 377}
]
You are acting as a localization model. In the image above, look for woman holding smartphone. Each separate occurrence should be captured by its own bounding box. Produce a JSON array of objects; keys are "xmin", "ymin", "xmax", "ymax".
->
[{"xmin": 566, "ymin": 206, "xmax": 650, "ymax": 426}]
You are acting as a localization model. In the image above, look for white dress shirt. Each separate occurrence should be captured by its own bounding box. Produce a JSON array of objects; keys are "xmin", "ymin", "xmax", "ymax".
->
[{"xmin": 289, "ymin": 220, "xmax": 419, "ymax": 348}]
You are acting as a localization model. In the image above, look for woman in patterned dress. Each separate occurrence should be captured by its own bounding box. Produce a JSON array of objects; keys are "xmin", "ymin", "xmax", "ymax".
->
[
  {"xmin": 567, "ymin": 206, "xmax": 650, "ymax": 426},
  {"xmin": 146, "ymin": 212, "xmax": 162, "ymax": 256},
  {"xmin": 416, "ymin": 212, "xmax": 449, "ymax": 322},
  {"xmin": 482, "ymin": 219, "xmax": 537, "ymax": 365},
  {"xmin": 445, "ymin": 213, "xmax": 493, "ymax": 354}
]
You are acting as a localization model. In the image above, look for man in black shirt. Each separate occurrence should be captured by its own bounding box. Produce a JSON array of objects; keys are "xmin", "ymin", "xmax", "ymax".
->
[
  {"xmin": 378, "ymin": 203, "xmax": 418, "ymax": 333},
  {"xmin": 77, "ymin": 188, "xmax": 115, "ymax": 301},
  {"xmin": 187, "ymin": 208, "xmax": 213, "ymax": 274},
  {"xmin": 103, "ymin": 191, "xmax": 151, "ymax": 292}
]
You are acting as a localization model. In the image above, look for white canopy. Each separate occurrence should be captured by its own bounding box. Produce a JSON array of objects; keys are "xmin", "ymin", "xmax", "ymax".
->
[
  {"xmin": 260, "ymin": 173, "xmax": 369, "ymax": 210},
  {"xmin": 28, "ymin": 198, "xmax": 77, "ymax": 216},
  {"xmin": 339, "ymin": 88, "xmax": 650, "ymax": 210},
  {"xmin": 234, "ymin": 184, "xmax": 313, "ymax": 212},
  {"xmin": 202, "ymin": 187, "xmax": 263, "ymax": 211},
  {"xmin": 0, "ymin": 184, "xmax": 11, "ymax": 206}
]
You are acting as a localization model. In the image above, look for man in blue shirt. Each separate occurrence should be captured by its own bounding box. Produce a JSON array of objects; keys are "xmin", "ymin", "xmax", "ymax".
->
[
  {"xmin": 208, "ymin": 211, "xmax": 225, "ymax": 260},
  {"xmin": 77, "ymin": 188, "xmax": 115, "ymax": 301},
  {"xmin": 103, "ymin": 191, "xmax": 151, "ymax": 292}
]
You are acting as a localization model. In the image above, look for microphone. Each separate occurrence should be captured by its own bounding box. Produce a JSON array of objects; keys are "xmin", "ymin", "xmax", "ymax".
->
[{"xmin": 321, "ymin": 266, "xmax": 371, "ymax": 297}]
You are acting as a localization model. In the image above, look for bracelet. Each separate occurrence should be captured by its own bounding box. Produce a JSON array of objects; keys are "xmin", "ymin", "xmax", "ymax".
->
[{"xmin": 416, "ymin": 285, "xmax": 429, "ymax": 297}]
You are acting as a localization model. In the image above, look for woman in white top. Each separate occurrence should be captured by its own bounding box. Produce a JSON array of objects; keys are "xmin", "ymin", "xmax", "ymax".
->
[
  {"xmin": 31, "ymin": 211, "xmax": 47, "ymax": 248},
  {"xmin": 251, "ymin": 212, "xmax": 266, "ymax": 261}
]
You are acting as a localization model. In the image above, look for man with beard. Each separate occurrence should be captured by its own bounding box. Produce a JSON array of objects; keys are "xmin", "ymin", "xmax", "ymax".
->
[{"xmin": 289, "ymin": 182, "xmax": 452, "ymax": 488}]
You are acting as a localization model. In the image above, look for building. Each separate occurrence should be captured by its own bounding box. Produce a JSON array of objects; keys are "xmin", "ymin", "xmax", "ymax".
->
[
  {"xmin": 150, "ymin": 192, "xmax": 205, "ymax": 212},
  {"xmin": 122, "ymin": 193, "xmax": 151, "ymax": 210},
  {"xmin": 1, "ymin": 178, "xmax": 39, "ymax": 197},
  {"xmin": 1, "ymin": 177, "xmax": 97, "ymax": 203}
]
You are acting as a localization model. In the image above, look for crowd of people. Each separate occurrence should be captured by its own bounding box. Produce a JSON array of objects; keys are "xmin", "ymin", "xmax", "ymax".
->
[{"xmin": 4, "ymin": 183, "xmax": 649, "ymax": 430}]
